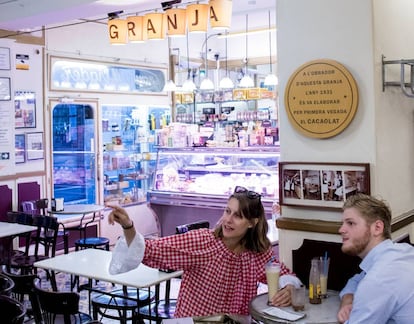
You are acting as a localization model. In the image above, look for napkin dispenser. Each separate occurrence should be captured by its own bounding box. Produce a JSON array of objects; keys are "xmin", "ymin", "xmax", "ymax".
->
[{"xmin": 51, "ymin": 198, "xmax": 64, "ymax": 211}]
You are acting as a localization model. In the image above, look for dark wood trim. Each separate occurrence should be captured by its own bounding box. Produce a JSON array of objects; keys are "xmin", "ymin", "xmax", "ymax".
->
[{"xmin": 276, "ymin": 208, "xmax": 414, "ymax": 235}]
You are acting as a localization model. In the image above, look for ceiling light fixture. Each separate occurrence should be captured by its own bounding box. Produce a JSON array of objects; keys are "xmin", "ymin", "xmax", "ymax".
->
[
  {"xmin": 239, "ymin": 14, "xmax": 254, "ymax": 88},
  {"xmin": 200, "ymin": 32, "xmax": 215, "ymax": 91},
  {"xmin": 264, "ymin": 10, "xmax": 278, "ymax": 87},
  {"xmin": 219, "ymin": 30, "xmax": 234, "ymax": 89},
  {"xmin": 182, "ymin": 30, "xmax": 197, "ymax": 92}
]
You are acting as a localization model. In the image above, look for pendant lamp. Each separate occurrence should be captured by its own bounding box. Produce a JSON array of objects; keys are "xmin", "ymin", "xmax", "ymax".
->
[
  {"xmin": 219, "ymin": 30, "xmax": 234, "ymax": 89},
  {"xmin": 264, "ymin": 10, "xmax": 278, "ymax": 86},
  {"xmin": 182, "ymin": 31, "xmax": 197, "ymax": 92},
  {"xmin": 239, "ymin": 14, "xmax": 254, "ymax": 88},
  {"xmin": 163, "ymin": 37, "xmax": 177, "ymax": 92},
  {"xmin": 200, "ymin": 33, "xmax": 215, "ymax": 90}
]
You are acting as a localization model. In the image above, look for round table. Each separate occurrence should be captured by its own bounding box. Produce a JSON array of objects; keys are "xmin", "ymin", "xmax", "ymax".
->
[{"xmin": 249, "ymin": 291, "xmax": 340, "ymax": 324}]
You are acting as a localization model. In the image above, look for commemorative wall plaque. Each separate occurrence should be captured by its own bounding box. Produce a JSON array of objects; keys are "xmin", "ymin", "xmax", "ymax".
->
[{"xmin": 284, "ymin": 59, "xmax": 359, "ymax": 139}]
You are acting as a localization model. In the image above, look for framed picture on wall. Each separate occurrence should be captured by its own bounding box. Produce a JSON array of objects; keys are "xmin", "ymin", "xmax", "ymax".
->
[
  {"xmin": 15, "ymin": 91, "xmax": 36, "ymax": 128},
  {"xmin": 15, "ymin": 134, "xmax": 25, "ymax": 164},
  {"xmin": 279, "ymin": 162, "xmax": 370, "ymax": 209},
  {"xmin": 26, "ymin": 132, "xmax": 44, "ymax": 160}
]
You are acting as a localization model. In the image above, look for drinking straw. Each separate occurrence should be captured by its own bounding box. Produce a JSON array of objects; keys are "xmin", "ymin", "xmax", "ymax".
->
[{"xmin": 323, "ymin": 251, "xmax": 328, "ymax": 274}]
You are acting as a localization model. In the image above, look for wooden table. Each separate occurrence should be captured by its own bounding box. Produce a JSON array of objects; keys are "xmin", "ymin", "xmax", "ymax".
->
[{"xmin": 249, "ymin": 291, "xmax": 340, "ymax": 324}]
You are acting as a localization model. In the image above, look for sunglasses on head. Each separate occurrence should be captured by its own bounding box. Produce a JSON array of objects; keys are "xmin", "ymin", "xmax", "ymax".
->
[{"xmin": 234, "ymin": 186, "xmax": 261, "ymax": 200}]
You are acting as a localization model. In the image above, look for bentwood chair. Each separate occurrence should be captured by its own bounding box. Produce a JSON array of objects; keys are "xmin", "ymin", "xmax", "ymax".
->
[
  {"xmin": 9, "ymin": 214, "xmax": 59, "ymax": 291},
  {"xmin": 33, "ymin": 278, "xmax": 94, "ymax": 324},
  {"xmin": 3, "ymin": 270, "xmax": 43, "ymax": 323},
  {"xmin": 0, "ymin": 272, "xmax": 14, "ymax": 296},
  {"xmin": 22, "ymin": 199, "xmax": 70, "ymax": 254},
  {"xmin": 0, "ymin": 294, "xmax": 26, "ymax": 324}
]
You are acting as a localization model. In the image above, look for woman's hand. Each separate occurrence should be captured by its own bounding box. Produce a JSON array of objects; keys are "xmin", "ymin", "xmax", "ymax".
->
[
  {"xmin": 270, "ymin": 284, "xmax": 293, "ymax": 307},
  {"xmin": 106, "ymin": 204, "xmax": 132, "ymax": 228}
]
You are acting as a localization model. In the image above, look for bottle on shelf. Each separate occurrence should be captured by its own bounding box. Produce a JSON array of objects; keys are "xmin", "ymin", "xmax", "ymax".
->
[{"xmin": 309, "ymin": 258, "xmax": 322, "ymax": 304}]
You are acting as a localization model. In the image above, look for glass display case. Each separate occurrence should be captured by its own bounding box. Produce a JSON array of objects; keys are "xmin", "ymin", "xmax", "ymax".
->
[
  {"xmin": 152, "ymin": 147, "xmax": 279, "ymax": 199},
  {"xmin": 148, "ymin": 146, "xmax": 280, "ymax": 235},
  {"xmin": 102, "ymin": 105, "xmax": 170, "ymax": 205}
]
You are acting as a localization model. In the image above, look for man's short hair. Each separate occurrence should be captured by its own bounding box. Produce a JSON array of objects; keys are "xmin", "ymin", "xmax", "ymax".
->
[{"xmin": 343, "ymin": 193, "xmax": 392, "ymax": 239}]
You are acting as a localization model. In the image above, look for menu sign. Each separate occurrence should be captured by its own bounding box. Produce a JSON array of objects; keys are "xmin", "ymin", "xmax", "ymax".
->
[{"xmin": 284, "ymin": 59, "xmax": 359, "ymax": 138}]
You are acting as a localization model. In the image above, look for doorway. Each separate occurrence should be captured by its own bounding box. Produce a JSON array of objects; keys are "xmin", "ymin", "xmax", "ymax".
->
[{"xmin": 50, "ymin": 99, "xmax": 99, "ymax": 204}]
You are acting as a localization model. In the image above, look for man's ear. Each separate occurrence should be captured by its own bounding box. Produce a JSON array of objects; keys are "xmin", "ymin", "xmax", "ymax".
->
[{"xmin": 372, "ymin": 220, "xmax": 385, "ymax": 237}]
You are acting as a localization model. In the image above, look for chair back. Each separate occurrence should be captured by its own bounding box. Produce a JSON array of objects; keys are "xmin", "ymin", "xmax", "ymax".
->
[
  {"xmin": 0, "ymin": 294, "xmax": 26, "ymax": 324},
  {"xmin": 0, "ymin": 273, "xmax": 14, "ymax": 296},
  {"xmin": 32, "ymin": 215, "xmax": 59, "ymax": 258},
  {"xmin": 175, "ymin": 220, "xmax": 210, "ymax": 234},
  {"xmin": 35, "ymin": 199, "xmax": 49, "ymax": 215},
  {"xmin": 3, "ymin": 271, "xmax": 43, "ymax": 323},
  {"xmin": 33, "ymin": 278, "xmax": 90, "ymax": 324},
  {"xmin": 6, "ymin": 211, "xmax": 34, "ymax": 253}
]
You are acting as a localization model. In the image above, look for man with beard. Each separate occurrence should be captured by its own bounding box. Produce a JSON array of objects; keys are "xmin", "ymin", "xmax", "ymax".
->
[{"xmin": 337, "ymin": 193, "xmax": 414, "ymax": 324}]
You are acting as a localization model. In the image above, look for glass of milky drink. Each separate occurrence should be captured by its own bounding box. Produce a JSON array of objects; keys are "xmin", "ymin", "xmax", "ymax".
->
[{"xmin": 265, "ymin": 261, "xmax": 280, "ymax": 305}]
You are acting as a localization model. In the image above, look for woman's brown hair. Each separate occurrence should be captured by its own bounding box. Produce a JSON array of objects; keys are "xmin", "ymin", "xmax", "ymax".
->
[{"xmin": 214, "ymin": 190, "xmax": 271, "ymax": 253}]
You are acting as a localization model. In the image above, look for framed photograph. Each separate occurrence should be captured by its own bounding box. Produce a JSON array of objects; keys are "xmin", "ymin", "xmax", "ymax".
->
[
  {"xmin": 0, "ymin": 47, "xmax": 11, "ymax": 70},
  {"xmin": 15, "ymin": 134, "xmax": 25, "ymax": 164},
  {"xmin": 279, "ymin": 162, "xmax": 370, "ymax": 209},
  {"xmin": 0, "ymin": 77, "xmax": 11, "ymax": 101},
  {"xmin": 26, "ymin": 132, "xmax": 44, "ymax": 160},
  {"xmin": 15, "ymin": 91, "xmax": 36, "ymax": 128}
]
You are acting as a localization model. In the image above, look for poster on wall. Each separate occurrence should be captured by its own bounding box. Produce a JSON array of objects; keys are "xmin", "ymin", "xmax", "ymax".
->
[
  {"xmin": 15, "ymin": 91, "xmax": 36, "ymax": 128},
  {"xmin": 0, "ymin": 101, "xmax": 13, "ymax": 175},
  {"xmin": 15, "ymin": 134, "xmax": 25, "ymax": 164},
  {"xmin": 26, "ymin": 132, "xmax": 44, "ymax": 160},
  {"xmin": 0, "ymin": 47, "xmax": 11, "ymax": 70}
]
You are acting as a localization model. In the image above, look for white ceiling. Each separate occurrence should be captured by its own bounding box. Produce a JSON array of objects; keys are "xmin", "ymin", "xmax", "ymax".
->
[{"xmin": 0, "ymin": 0, "xmax": 276, "ymax": 32}]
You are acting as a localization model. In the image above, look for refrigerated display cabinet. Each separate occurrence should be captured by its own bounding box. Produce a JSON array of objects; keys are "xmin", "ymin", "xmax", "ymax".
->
[{"xmin": 148, "ymin": 146, "xmax": 280, "ymax": 235}]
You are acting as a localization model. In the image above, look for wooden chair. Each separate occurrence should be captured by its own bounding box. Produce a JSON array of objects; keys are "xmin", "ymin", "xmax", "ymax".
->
[
  {"xmin": 9, "ymin": 214, "xmax": 59, "ymax": 290},
  {"xmin": 22, "ymin": 199, "xmax": 70, "ymax": 254},
  {"xmin": 0, "ymin": 294, "xmax": 26, "ymax": 324},
  {"xmin": 33, "ymin": 278, "xmax": 94, "ymax": 324},
  {"xmin": 91, "ymin": 286, "xmax": 154, "ymax": 324},
  {"xmin": 0, "ymin": 272, "xmax": 14, "ymax": 296},
  {"xmin": 3, "ymin": 270, "xmax": 43, "ymax": 323}
]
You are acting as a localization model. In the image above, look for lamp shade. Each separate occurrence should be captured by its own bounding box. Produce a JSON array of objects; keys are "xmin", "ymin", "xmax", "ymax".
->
[
  {"xmin": 239, "ymin": 75, "xmax": 254, "ymax": 88},
  {"xmin": 145, "ymin": 12, "xmax": 165, "ymax": 40},
  {"xmin": 200, "ymin": 77, "xmax": 215, "ymax": 90},
  {"xmin": 182, "ymin": 79, "xmax": 197, "ymax": 92},
  {"xmin": 186, "ymin": 3, "xmax": 209, "ymax": 33},
  {"xmin": 127, "ymin": 16, "xmax": 145, "ymax": 43},
  {"xmin": 209, "ymin": 0, "xmax": 232, "ymax": 30},
  {"xmin": 219, "ymin": 76, "xmax": 234, "ymax": 89},
  {"xmin": 163, "ymin": 80, "xmax": 177, "ymax": 92},
  {"xmin": 166, "ymin": 8, "xmax": 186, "ymax": 37},
  {"xmin": 108, "ymin": 18, "xmax": 128, "ymax": 44},
  {"xmin": 264, "ymin": 74, "xmax": 278, "ymax": 86}
]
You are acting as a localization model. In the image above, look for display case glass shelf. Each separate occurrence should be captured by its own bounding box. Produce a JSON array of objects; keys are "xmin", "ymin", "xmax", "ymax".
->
[
  {"xmin": 152, "ymin": 146, "xmax": 280, "ymax": 201},
  {"xmin": 102, "ymin": 105, "xmax": 169, "ymax": 205}
]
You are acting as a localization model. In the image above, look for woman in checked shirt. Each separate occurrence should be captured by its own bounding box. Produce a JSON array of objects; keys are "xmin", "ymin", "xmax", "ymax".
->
[{"xmin": 107, "ymin": 186, "xmax": 302, "ymax": 318}]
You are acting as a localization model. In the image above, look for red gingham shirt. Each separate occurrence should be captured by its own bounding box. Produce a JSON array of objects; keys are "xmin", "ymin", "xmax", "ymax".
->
[{"xmin": 143, "ymin": 228, "xmax": 293, "ymax": 318}]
